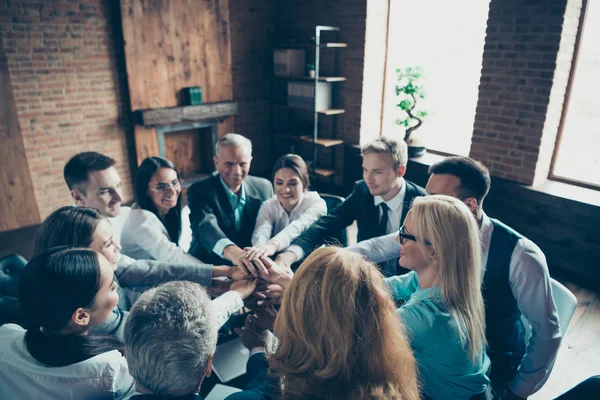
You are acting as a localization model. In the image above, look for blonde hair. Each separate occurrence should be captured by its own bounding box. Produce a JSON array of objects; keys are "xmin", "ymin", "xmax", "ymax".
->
[
  {"xmin": 409, "ymin": 195, "xmax": 486, "ymax": 361},
  {"xmin": 270, "ymin": 247, "xmax": 420, "ymax": 400},
  {"xmin": 360, "ymin": 136, "xmax": 408, "ymax": 169}
]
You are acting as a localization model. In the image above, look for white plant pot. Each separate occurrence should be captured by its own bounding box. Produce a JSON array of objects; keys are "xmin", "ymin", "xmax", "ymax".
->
[{"xmin": 308, "ymin": 70, "xmax": 316, "ymax": 78}]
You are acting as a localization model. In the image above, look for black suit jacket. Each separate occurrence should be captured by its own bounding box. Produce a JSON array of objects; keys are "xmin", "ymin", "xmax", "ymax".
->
[
  {"xmin": 188, "ymin": 172, "xmax": 273, "ymax": 264},
  {"xmin": 225, "ymin": 353, "xmax": 275, "ymax": 400},
  {"xmin": 292, "ymin": 179, "xmax": 426, "ymax": 255}
]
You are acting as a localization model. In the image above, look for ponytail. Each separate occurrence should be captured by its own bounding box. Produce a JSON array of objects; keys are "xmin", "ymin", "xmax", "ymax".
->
[{"xmin": 24, "ymin": 327, "xmax": 123, "ymax": 367}]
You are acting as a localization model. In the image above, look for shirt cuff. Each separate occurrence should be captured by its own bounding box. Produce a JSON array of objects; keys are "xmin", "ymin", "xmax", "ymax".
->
[
  {"xmin": 249, "ymin": 347, "xmax": 266, "ymax": 357},
  {"xmin": 213, "ymin": 238, "xmax": 235, "ymax": 258},
  {"xmin": 287, "ymin": 245, "xmax": 305, "ymax": 261}
]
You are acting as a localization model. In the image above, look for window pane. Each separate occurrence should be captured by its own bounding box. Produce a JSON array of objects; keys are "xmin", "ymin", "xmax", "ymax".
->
[
  {"xmin": 381, "ymin": 0, "xmax": 489, "ymax": 156},
  {"xmin": 552, "ymin": 0, "xmax": 600, "ymax": 187}
]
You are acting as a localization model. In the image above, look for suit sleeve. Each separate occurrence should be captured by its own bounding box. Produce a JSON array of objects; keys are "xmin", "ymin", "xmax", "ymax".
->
[
  {"xmin": 225, "ymin": 353, "xmax": 277, "ymax": 400},
  {"xmin": 116, "ymin": 258, "xmax": 213, "ymax": 288},
  {"xmin": 188, "ymin": 182, "xmax": 231, "ymax": 254},
  {"xmin": 291, "ymin": 182, "xmax": 364, "ymax": 254}
]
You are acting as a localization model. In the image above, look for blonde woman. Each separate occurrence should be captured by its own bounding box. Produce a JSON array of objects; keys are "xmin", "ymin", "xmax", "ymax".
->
[
  {"xmin": 252, "ymin": 247, "xmax": 420, "ymax": 400},
  {"xmin": 385, "ymin": 195, "xmax": 490, "ymax": 400}
]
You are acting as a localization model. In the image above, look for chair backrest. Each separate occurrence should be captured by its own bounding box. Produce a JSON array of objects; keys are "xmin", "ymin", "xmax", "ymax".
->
[
  {"xmin": 551, "ymin": 278, "xmax": 577, "ymax": 337},
  {"xmin": 522, "ymin": 278, "xmax": 577, "ymax": 341},
  {"xmin": 319, "ymin": 193, "xmax": 348, "ymax": 247},
  {"xmin": 0, "ymin": 254, "xmax": 28, "ymax": 327}
]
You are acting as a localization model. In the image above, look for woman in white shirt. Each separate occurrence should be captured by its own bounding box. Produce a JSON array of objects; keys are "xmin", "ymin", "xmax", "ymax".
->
[
  {"xmin": 0, "ymin": 246, "xmax": 136, "ymax": 399},
  {"xmin": 245, "ymin": 154, "xmax": 326, "ymax": 260},
  {"xmin": 121, "ymin": 156, "xmax": 200, "ymax": 265}
]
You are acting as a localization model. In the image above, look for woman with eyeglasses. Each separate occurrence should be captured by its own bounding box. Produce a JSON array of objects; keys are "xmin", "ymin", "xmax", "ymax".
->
[
  {"xmin": 121, "ymin": 156, "xmax": 201, "ymax": 264},
  {"xmin": 385, "ymin": 195, "xmax": 490, "ymax": 400}
]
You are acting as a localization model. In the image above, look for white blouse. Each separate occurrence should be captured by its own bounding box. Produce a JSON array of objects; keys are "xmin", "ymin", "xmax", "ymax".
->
[
  {"xmin": 0, "ymin": 324, "xmax": 135, "ymax": 400},
  {"xmin": 120, "ymin": 203, "xmax": 200, "ymax": 266},
  {"xmin": 251, "ymin": 191, "xmax": 327, "ymax": 251}
]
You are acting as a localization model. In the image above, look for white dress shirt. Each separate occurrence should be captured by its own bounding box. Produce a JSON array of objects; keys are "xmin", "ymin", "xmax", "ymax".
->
[
  {"xmin": 349, "ymin": 212, "xmax": 561, "ymax": 397},
  {"xmin": 252, "ymin": 191, "xmax": 327, "ymax": 251},
  {"xmin": 373, "ymin": 177, "xmax": 407, "ymax": 234},
  {"xmin": 121, "ymin": 204, "xmax": 200, "ymax": 266},
  {"xmin": 0, "ymin": 324, "xmax": 135, "ymax": 400}
]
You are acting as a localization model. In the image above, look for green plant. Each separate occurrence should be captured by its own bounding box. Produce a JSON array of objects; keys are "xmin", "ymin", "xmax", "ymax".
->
[
  {"xmin": 395, "ymin": 66, "xmax": 428, "ymax": 142},
  {"xmin": 306, "ymin": 63, "xmax": 315, "ymax": 70}
]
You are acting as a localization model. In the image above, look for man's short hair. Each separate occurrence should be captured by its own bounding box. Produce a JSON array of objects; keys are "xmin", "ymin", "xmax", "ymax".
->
[
  {"xmin": 124, "ymin": 281, "xmax": 218, "ymax": 396},
  {"xmin": 64, "ymin": 152, "xmax": 116, "ymax": 191},
  {"xmin": 215, "ymin": 133, "xmax": 253, "ymax": 157},
  {"xmin": 428, "ymin": 156, "xmax": 491, "ymax": 205},
  {"xmin": 360, "ymin": 136, "xmax": 408, "ymax": 169}
]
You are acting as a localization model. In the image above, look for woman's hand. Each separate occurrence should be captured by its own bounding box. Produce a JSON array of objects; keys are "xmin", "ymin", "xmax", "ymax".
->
[
  {"xmin": 244, "ymin": 241, "xmax": 279, "ymax": 261},
  {"xmin": 230, "ymin": 278, "xmax": 258, "ymax": 300},
  {"xmin": 255, "ymin": 283, "xmax": 285, "ymax": 306}
]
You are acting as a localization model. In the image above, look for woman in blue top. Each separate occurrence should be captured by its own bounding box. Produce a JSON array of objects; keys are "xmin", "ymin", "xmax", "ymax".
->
[{"xmin": 385, "ymin": 195, "xmax": 490, "ymax": 400}]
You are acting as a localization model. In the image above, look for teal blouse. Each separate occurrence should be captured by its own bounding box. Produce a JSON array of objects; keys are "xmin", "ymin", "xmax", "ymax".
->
[{"xmin": 385, "ymin": 272, "xmax": 491, "ymax": 400}]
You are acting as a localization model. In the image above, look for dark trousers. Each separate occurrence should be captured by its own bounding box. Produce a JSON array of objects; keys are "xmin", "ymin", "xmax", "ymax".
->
[{"xmin": 555, "ymin": 375, "xmax": 600, "ymax": 399}]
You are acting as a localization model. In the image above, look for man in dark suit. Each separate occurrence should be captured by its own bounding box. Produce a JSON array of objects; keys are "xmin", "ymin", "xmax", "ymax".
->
[
  {"xmin": 188, "ymin": 134, "xmax": 273, "ymax": 272},
  {"xmin": 275, "ymin": 136, "xmax": 426, "ymax": 275}
]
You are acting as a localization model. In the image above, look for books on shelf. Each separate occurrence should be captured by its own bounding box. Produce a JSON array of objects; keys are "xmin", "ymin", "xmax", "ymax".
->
[
  {"xmin": 287, "ymin": 81, "xmax": 332, "ymax": 112},
  {"xmin": 274, "ymin": 49, "xmax": 306, "ymax": 77}
]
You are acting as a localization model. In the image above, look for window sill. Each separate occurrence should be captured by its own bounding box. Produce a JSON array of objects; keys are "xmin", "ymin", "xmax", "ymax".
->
[{"xmin": 408, "ymin": 152, "xmax": 600, "ymax": 209}]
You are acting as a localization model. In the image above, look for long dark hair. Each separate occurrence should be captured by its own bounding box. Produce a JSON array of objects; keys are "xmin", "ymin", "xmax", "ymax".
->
[
  {"xmin": 34, "ymin": 206, "xmax": 104, "ymax": 255},
  {"xmin": 272, "ymin": 154, "xmax": 310, "ymax": 190},
  {"xmin": 136, "ymin": 156, "xmax": 182, "ymax": 244},
  {"xmin": 19, "ymin": 247, "xmax": 123, "ymax": 367}
]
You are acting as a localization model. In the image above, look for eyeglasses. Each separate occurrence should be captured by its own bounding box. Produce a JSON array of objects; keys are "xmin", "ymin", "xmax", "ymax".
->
[
  {"xmin": 150, "ymin": 179, "xmax": 183, "ymax": 194},
  {"xmin": 398, "ymin": 225, "xmax": 418, "ymax": 244}
]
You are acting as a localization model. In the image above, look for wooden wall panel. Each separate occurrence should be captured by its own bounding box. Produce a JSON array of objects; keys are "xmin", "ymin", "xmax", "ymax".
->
[
  {"xmin": 0, "ymin": 36, "xmax": 41, "ymax": 232},
  {"xmin": 120, "ymin": 0, "xmax": 233, "ymax": 108},
  {"xmin": 134, "ymin": 125, "xmax": 160, "ymax": 166}
]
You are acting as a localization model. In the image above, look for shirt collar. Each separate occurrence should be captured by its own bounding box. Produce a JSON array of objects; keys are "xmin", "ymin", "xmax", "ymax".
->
[
  {"xmin": 373, "ymin": 178, "xmax": 406, "ymax": 209},
  {"xmin": 219, "ymin": 176, "xmax": 246, "ymax": 205}
]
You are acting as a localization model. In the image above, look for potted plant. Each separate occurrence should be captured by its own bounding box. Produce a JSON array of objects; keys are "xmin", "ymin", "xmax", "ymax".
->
[
  {"xmin": 395, "ymin": 66, "xmax": 428, "ymax": 157},
  {"xmin": 306, "ymin": 63, "xmax": 316, "ymax": 78}
]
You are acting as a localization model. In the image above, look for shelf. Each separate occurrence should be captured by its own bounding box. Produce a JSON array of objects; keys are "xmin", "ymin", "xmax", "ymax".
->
[
  {"xmin": 306, "ymin": 162, "xmax": 336, "ymax": 178},
  {"xmin": 319, "ymin": 109, "xmax": 345, "ymax": 115},
  {"xmin": 298, "ymin": 136, "xmax": 344, "ymax": 148},
  {"xmin": 275, "ymin": 43, "xmax": 347, "ymax": 49},
  {"xmin": 275, "ymin": 76, "xmax": 346, "ymax": 82},
  {"xmin": 273, "ymin": 104, "xmax": 345, "ymax": 115}
]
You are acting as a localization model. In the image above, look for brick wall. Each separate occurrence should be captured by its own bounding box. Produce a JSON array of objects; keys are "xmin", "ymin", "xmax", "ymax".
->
[
  {"xmin": 470, "ymin": 0, "xmax": 583, "ymax": 185},
  {"xmin": 229, "ymin": 0, "xmax": 275, "ymax": 174},
  {"xmin": 0, "ymin": 0, "xmax": 133, "ymax": 219}
]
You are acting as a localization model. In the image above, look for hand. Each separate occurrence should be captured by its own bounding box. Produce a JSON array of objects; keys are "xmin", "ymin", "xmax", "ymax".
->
[
  {"xmin": 255, "ymin": 282, "xmax": 285, "ymax": 306},
  {"xmin": 244, "ymin": 242, "xmax": 279, "ymax": 260},
  {"xmin": 224, "ymin": 246, "xmax": 265, "ymax": 278},
  {"xmin": 207, "ymin": 278, "xmax": 233, "ymax": 297},
  {"xmin": 257, "ymin": 256, "xmax": 293, "ymax": 289},
  {"xmin": 230, "ymin": 278, "xmax": 258, "ymax": 300},
  {"xmin": 212, "ymin": 265, "xmax": 251, "ymax": 280},
  {"xmin": 274, "ymin": 250, "xmax": 297, "ymax": 268},
  {"xmin": 235, "ymin": 314, "xmax": 269, "ymax": 351},
  {"xmin": 249, "ymin": 305, "xmax": 277, "ymax": 330}
]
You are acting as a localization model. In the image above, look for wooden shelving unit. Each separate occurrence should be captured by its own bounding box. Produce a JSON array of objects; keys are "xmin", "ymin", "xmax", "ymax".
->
[{"xmin": 272, "ymin": 26, "xmax": 346, "ymax": 182}]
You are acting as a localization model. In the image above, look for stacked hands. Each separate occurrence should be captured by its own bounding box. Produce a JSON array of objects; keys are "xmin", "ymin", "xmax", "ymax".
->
[{"xmin": 213, "ymin": 249, "xmax": 293, "ymax": 348}]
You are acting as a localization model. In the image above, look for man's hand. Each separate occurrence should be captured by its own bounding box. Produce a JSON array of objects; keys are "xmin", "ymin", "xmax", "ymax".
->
[
  {"xmin": 250, "ymin": 306, "xmax": 278, "ymax": 331},
  {"xmin": 230, "ymin": 278, "xmax": 258, "ymax": 300},
  {"xmin": 257, "ymin": 256, "xmax": 293, "ymax": 290},
  {"xmin": 244, "ymin": 242, "xmax": 279, "ymax": 260},
  {"xmin": 212, "ymin": 265, "xmax": 251, "ymax": 280},
  {"xmin": 235, "ymin": 315, "xmax": 269, "ymax": 351},
  {"xmin": 255, "ymin": 282, "xmax": 285, "ymax": 306},
  {"xmin": 224, "ymin": 245, "xmax": 267, "ymax": 277}
]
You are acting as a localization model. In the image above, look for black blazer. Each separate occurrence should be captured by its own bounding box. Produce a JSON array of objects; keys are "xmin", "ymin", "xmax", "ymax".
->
[
  {"xmin": 225, "ymin": 353, "xmax": 275, "ymax": 400},
  {"xmin": 292, "ymin": 179, "xmax": 426, "ymax": 255},
  {"xmin": 187, "ymin": 172, "xmax": 273, "ymax": 265}
]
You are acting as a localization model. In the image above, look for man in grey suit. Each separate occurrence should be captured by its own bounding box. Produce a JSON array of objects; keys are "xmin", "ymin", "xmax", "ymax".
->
[
  {"xmin": 64, "ymin": 152, "xmax": 249, "ymax": 340},
  {"xmin": 188, "ymin": 134, "xmax": 273, "ymax": 275}
]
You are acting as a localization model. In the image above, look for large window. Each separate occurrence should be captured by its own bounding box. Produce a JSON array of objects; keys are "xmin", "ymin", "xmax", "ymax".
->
[
  {"xmin": 551, "ymin": 0, "xmax": 600, "ymax": 189},
  {"xmin": 381, "ymin": 0, "xmax": 490, "ymax": 155}
]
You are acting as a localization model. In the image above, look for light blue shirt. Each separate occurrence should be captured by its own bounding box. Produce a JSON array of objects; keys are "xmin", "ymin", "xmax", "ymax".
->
[
  {"xmin": 385, "ymin": 272, "xmax": 490, "ymax": 400},
  {"xmin": 212, "ymin": 177, "xmax": 247, "ymax": 257}
]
